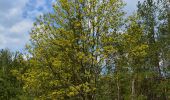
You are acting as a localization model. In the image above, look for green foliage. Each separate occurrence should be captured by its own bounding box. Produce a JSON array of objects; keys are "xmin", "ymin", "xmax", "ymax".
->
[
  {"xmin": 0, "ymin": 49, "xmax": 26, "ymax": 99},
  {"xmin": 1, "ymin": 0, "xmax": 170, "ymax": 99}
]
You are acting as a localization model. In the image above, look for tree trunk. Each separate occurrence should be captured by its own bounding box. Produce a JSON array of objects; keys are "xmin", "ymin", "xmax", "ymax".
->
[
  {"xmin": 117, "ymin": 77, "xmax": 120, "ymax": 100},
  {"xmin": 131, "ymin": 78, "xmax": 135, "ymax": 100}
]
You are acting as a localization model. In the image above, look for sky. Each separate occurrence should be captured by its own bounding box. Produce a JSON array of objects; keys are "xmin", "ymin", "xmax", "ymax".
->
[{"xmin": 0, "ymin": 0, "xmax": 143, "ymax": 52}]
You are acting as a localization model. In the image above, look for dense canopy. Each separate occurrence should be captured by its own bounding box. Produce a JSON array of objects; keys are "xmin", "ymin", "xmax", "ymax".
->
[{"xmin": 0, "ymin": 0, "xmax": 170, "ymax": 99}]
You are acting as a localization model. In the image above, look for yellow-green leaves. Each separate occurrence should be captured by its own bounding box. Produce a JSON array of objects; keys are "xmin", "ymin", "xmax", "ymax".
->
[
  {"xmin": 131, "ymin": 44, "xmax": 148, "ymax": 58},
  {"xmin": 20, "ymin": 0, "xmax": 125, "ymax": 99}
]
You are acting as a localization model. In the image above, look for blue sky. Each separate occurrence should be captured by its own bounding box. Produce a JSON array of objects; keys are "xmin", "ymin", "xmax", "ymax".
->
[{"xmin": 0, "ymin": 0, "xmax": 143, "ymax": 52}]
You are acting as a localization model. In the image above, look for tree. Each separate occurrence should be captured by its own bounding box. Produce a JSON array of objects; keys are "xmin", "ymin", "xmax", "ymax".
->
[
  {"xmin": 158, "ymin": 0, "xmax": 170, "ymax": 76},
  {"xmin": 11, "ymin": 0, "xmax": 170, "ymax": 99},
  {"xmin": 0, "ymin": 49, "xmax": 24, "ymax": 99},
  {"xmin": 20, "ymin": 0, "xmax": 124, "ymax": 99},
  {"xmin": 137, "ymin": 0, "xmax": 170, "ymax": 99}
]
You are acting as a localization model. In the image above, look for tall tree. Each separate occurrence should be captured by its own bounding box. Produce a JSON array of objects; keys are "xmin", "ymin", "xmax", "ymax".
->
[
  {"xmin": 0, "ymin": 49, "xmax": 24, "ymax": 99},
  {"xmin": 138, "ymin": 0, "xmax": 161, "ymax": 76},
  {"xmin": 21, "ymin": 0, "xmax": 124, "ymax": 99},
  {"xmin": 137, "ymin": 0, "xmax": 170, "ymax": 99},
  {"xmin": 158, "ymin": 0, "xmax": 170, "ymax": 76}
]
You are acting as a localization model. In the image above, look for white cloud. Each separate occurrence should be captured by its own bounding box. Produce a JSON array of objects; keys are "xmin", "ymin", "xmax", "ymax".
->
[
  {"xmin": 9, "ymin": 19, "xmax": 33, "ymax": 34},
  {"xmin": 0, "ymin": 0, "xmax": 29, "ymax": 27},
  {"xmin": 0, "ymin": 20, "xmax": 32, "ymax": 51},
  {"xmin": 0, "ymin": 0, "xmax": 52, "ymax": 52},
  {"xmin": 0, "ymin": 0, "xmax": 30, "ymax": 51}
]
